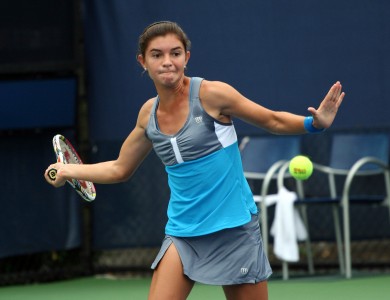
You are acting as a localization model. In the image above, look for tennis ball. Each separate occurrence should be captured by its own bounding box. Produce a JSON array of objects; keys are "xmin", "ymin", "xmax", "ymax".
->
[{"xmin": 289, "ymin": 155, "xmax": 313, "ymax": 180}]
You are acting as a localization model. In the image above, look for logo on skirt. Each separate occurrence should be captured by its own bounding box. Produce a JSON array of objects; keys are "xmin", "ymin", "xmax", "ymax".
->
[{"xmin": 240, "ymin": 267, "xmax": 249, "ymax": 275}]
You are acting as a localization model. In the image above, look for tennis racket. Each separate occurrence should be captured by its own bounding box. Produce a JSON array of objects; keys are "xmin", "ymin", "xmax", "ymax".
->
[{"xmin": 48, "ymin": 134, "xmax": 96, "ymax": 202}]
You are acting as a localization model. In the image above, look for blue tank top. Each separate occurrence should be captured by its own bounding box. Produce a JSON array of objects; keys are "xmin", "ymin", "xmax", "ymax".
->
[{"xmin": 145, "ymin": 77, "xmax": 258, "ymax": 237}]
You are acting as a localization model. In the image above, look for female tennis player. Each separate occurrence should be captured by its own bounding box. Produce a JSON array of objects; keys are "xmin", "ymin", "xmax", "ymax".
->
[{"xmin": 45, "ymin": 21, "xmax": 345, "ymax": 300}]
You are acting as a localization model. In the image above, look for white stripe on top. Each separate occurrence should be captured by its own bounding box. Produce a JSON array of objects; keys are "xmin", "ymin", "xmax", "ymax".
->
[
  {"xmin": 214, "ymin": 122, "xmax": 237, "ymax": 148},
  {"xmin": 170, "ymin": 137, "xmax": 184, "ymax": 164}
]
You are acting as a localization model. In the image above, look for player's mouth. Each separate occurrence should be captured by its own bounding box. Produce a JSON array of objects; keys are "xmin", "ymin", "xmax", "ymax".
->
[{"xmin": 159, "ymin": 70, "xmax": 175, "ymax": 74}]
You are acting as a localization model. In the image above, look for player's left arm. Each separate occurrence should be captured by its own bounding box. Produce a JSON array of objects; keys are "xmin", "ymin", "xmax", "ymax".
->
[{"xmin": 199, "ymin": 80, "xmax": 345, "ymax": 134}]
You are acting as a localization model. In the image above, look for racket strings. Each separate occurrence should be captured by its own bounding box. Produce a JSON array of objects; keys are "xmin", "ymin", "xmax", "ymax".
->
[
  {"xmin": 60, "ymin": 142, "xmax": 82, "ymax": 165},
  {"xmin": 62, "ymin": 144, "xmax": 95, "ymax": 195}
]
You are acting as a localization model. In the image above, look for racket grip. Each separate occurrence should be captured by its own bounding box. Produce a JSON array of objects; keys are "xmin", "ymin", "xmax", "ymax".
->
[{"xmin": 48, "ymin": 168, "xmax": 57, "ymax": 181}]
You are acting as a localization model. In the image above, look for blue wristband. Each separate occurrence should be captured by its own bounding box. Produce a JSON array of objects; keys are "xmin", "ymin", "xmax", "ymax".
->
[{"xmin": 304, "ymin": 116, "xmax": 325, "ymax": 133}]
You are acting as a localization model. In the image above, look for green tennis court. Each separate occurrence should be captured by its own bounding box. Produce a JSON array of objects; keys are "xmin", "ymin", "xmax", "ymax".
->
[{"xmin": 2, "ymin": 274, "xmax": 390, "ymax": 300}]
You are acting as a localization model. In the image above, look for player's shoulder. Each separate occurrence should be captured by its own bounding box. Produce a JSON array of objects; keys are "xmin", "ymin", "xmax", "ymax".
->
[
  {"xmin": 142, "ymin": 97, "xmax": 156, "ymax": 110},
  {"xmin": 200, "ymin": 79, "xmax": 237, "ymax": 101},
  {"xmin": 200, "ymin": 79, "xmax": 230, "ymax": 90},
  {"xmin": 137, "ymin": 97, "xmax": 156, "ymax": 128}
]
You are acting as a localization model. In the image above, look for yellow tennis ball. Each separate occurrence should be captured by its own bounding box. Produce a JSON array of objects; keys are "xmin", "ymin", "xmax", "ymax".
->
[{"xmin": 289, "ymin": 155, "xmax": 313, "ymax": 180}]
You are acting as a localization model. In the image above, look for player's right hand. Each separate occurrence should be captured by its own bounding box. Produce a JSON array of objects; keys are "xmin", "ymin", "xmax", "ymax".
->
[{"xmin": 44, "ymin": 163, "xmax": 67, "ymax": 187}]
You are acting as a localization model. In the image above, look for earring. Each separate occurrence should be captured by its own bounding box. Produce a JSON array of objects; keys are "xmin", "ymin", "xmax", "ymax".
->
[{"xmin": 144, "ymin": 67, "xmax": 147, "ymax": 71}]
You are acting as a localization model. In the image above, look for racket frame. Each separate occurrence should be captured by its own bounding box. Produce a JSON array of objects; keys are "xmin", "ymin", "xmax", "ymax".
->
[{"xmin": 52, "ymin": 134, "xmax": 96, "ymax": 202}]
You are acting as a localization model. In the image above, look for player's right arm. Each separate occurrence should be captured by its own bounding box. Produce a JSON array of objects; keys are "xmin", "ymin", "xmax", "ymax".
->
[{"xmin": 45, "ymin": 99, "xmax": 154, "ymax": 186}]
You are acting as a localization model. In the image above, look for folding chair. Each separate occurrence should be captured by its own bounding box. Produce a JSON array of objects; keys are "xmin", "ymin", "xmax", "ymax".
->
[
  {"xmin": 296, "ymin": 133, "xmax": 390, "ymax": 278},
  {"xmin": 240, "ymin": 135, "xmax": 314, "ymax": 279}
]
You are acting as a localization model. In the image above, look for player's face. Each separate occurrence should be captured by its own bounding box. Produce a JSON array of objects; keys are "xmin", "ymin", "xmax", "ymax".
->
[{"xmin": 140, "ymin": 34, "xmax": 190, "ymax": 87}]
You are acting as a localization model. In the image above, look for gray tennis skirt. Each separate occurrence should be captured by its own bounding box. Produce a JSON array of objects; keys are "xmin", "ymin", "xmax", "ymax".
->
[{"xmin": 151, "ymin": 214, "xmax": 272, "ymax": 285}]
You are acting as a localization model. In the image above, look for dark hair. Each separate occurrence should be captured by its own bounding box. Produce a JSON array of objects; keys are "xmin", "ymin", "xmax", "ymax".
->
[{"xmin": 137, "ymin": 21, "xmax": 191, "ymax": 58}]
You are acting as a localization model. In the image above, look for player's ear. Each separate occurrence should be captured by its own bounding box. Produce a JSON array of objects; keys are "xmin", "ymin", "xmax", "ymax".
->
[
  {"xmin": 137, "ymin": 54, "xmax": 146, "ymax": 69},
  {"xmin": 185, "ymin": 51, "xmax": 190, "ymax": 65}
]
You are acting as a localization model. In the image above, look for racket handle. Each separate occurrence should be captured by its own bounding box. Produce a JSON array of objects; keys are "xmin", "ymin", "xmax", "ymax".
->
[{"xmin": 48, "ymin": 168, "xmax": 57, "ymax": 181}]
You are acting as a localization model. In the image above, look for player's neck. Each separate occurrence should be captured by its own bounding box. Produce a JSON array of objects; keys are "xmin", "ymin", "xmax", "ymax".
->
[{"xmin": 156, "ymin": 76, "xmax": 190, "ymax": 109}]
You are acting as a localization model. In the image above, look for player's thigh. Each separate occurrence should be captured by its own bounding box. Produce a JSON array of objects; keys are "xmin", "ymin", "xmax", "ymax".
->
[
  {"xmin": 222, "ymin": 280, "xmax": 268, "ymax": 300},
  {"xmin": 148, "ymin": 243, "xmax": 194, "ymax": 300}
]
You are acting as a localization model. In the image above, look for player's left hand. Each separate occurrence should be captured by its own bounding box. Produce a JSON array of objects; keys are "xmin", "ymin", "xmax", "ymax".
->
[{"xmin": 308, "ymin": 81, "xmax": 345, "ymax": 129}]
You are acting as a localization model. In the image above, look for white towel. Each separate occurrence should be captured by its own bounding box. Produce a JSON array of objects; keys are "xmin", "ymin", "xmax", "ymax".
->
[{"xmin": 269, "ymin": 187, "xmax": 308, "ymax": 262}]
